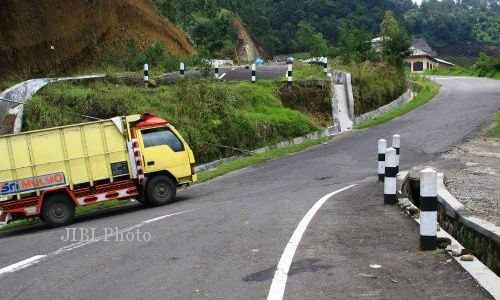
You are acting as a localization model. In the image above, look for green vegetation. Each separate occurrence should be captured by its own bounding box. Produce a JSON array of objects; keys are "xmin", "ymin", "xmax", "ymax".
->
[
  {"xmin": 197, "ymin": 137, "xmax": 330, "ymax": 182},
  {"xmin": 24, "ymin": 78, "xmax": 322, "ymax": 164},
  {"xmin": 0, "ymin": 200, "xmax": 126, "ymax": 232},
  {"xmin": 153, "ymin": 1, "xmax": 237, "ymax": 57},
  {"xmin": 151, "ymin": 1, "xmax": 498, "ymax": 58},
  {"xmin": 0, "ymin": 81, "xmax": 16, "ymax": 91},
  {"xmin": 98, "ymin": 40, "xmax": 208, "ymax": 75},
  {"xmin": 403, "ymin": 0, "xmax": 499, "ymax": 48},
  {"xmin": 489, "ymin": 112, "xmax": 500, "ymax": 138},
  {"xmin": 424, "ymin": 53, "xmax": 500, "ymax": 80},
  {"xmin": 334, "ymin": 60, "xmax": 408, "ymax": 116},
  {"xmin": 295, "ymin": 21, "xmax": 329, "ymax": 57},
  {"xmin": 354, "ymin": 79, "xmax": 440, "ymax": 129}
]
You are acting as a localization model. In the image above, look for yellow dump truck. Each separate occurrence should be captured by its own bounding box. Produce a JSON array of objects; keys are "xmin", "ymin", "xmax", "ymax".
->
[{"xmin": 0, "ymin": 113, "xmax": 196, "ymax": 227}]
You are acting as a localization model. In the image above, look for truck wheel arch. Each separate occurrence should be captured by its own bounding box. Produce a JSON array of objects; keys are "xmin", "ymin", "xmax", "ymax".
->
[
  {"xmin": 145, "ymin": 171, "xmax": 179, "ymax": 187},
  {"xmin": 39, "ymin": 187, "xmax": 78, "ymax": 208}
]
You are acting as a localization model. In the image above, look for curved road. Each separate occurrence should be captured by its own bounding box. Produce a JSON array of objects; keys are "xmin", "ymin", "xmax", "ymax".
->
[{"xmin": 0, "ymin": 77, "xmax": 499, "ymax": 299}]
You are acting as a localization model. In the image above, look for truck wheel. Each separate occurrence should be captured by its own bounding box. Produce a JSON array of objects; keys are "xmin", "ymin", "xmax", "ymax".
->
[
  {"xmin": 146, "ymin": 175, "xmax": 177, "ymax": 206},
  {"xmin": 41, "ymin": 194, "xmax": 75, "ymax": 227}
]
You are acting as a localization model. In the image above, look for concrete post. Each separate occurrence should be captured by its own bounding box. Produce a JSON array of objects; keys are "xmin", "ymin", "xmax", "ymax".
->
[
  {"xmin": 384, "ymin": 147, "xmax": 397, "ymax": 205},
  {"xmin": 180, "ymin": 62, "xmax": 185, "ymax": 78},
  {"xmin": 214, "ymin": 63, "xmax": 219, "ymax": 79},
  {"xmin": 420, "ymin": 168, "xmax": 437, "ymax": 251},
  {"xmin": 144, "ymin": 64, "xmax": 149, "ymax": 89},
  {"xmin": 251, "ymin": 64, "xmax": 256, "ymax": 83},
  {"xmin": 286, "ymin": 57, "xmax": 293, "ymax": 78},
  {"xmin": 392, "ymin": 134, "xmax": 400, "ymax": 173},
  {"xmin": 287, "ymin": 64, "xmax": 293, "ymax": 86},
  {"xmin": 378, "ymin": 139, "xmax": 387, "ymax": 181},
  {"xmin": 323, "ymin": 57, "xmax": 328, "ymax": 73}
]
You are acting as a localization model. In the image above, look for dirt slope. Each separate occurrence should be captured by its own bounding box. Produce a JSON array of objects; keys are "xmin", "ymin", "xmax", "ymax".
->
[
  {"xmin": 232, "ymin": 15, "xmax": 264, "ymax": 62},
  {"xmin": 0, "ymin": 0, "xmax": 194, "ymax": 79}
]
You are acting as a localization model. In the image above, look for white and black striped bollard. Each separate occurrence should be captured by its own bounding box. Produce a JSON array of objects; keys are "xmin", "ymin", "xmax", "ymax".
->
[
  {"xmin": 286, "ymin": 57, "xmax": 293, "ymax": 78},
  {"xmin": 287, "ymin": 64, "xmax": 293, "ymax": 86},
  {"xmin": 384, "ymin": 147, "xmax": 397, "ymax": 205},
  {"xmin": 251, "ymin": 64, "xmax": 256, "ymax": 83},
  {"xmin": 378, "ymin": 139, "xmax": 387, "ymax": 181},
  {"xmin": 180, "ymin": 62, "xmax": 185, "ymax": 78},
  {"xmin": 323, "ymin": 58, "xmax": 328, "ymax": 73},
  {"xmin": 214, "ymin": 64, "xmax": 219, "ymax": 79},
  {"xmin": 420, "ymin": 168, "xmax": 437, "ymax": 251},
  {"xmin": 392, "ymin": 134, "xmax": 400, "ymax": 173},
  {"xmin": 144, "ymin": 63, "xmax": 149, "ymax": 89}
]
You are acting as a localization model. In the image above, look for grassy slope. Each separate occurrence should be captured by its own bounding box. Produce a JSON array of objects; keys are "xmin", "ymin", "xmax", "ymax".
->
[
  {"xmin": 489, "ymin": 112, "xmax": 500, "ymax": 138},
  {"xmin": 354, "ymin": 79, "xmax": 440, "ymax": 129},
  {"xmin": 24, "ymin": 79, "xmax": 318, "ymax": 164}
]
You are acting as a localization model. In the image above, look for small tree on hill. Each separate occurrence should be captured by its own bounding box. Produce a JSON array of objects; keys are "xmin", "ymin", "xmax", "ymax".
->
[
  {"xmin": 296, "ymin": 21, "xmax": 329, "ymax": 57},
  {"xmin": 380, "ymin": 11, "xmax": 411, "ymax": 68}
]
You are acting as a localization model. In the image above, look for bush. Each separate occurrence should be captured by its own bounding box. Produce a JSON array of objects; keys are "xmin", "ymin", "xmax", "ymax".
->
[
  {"xmin": 474, "ymin": 53, "xmax": 500, "ymax": 78},
  {"xmin": 347, "ymin": 61, "xmax": 408, "ymax": 116}
]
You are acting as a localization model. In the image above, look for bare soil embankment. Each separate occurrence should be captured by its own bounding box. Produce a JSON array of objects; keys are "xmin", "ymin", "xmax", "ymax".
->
[{"xmin": 0, "ymin": 0, "xmax": 194, "ymax": 79}]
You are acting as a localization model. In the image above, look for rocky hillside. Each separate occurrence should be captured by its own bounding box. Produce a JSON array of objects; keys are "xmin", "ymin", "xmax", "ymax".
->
[
  {"xmin": 232, "ymin": 15, "xmax": 264, "ymax": 62},
  {"xmin": 0, "ymin": 0, "xmax": 194, "ymax": 79}
]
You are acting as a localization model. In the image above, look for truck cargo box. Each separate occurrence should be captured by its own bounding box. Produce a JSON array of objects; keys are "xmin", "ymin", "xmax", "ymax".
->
[{"xmin": 0, "ymin": 118, "xmax": 130, "ymax": 199}]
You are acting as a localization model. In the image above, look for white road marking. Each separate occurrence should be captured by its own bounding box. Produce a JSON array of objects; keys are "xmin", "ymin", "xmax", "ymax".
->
[
  {"xmin": 218, "ymin": 73, "xmax": 227, "ymax": 80},
  {"xmin": 267, "ymin": 184, "xmax": 357, "ymax": 300},
  {"xmin": 0, "ymin": 208, "xmax": 203, "ymax": 277},
  {"xmin": 0, "ymin": 255, "xmax": 46, "ymax": 276},
  {"xmin": 143, "ymin": 209, "xmax": 198, "ymax": 224}
]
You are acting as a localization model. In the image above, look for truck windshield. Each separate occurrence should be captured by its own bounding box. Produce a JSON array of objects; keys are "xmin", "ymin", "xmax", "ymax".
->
[{"xmin": 141, "ymin": 127, "xmax": 184, "ymax": 152}]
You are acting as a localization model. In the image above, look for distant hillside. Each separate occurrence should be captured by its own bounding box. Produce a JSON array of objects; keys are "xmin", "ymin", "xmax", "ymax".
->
[
  {"xmin": 152, "ymin": 0, "xmax": 499, "ymax": 61},
  {"xmin": 0, "ymin": 0, "xmax": 194, "ymax": 79}
]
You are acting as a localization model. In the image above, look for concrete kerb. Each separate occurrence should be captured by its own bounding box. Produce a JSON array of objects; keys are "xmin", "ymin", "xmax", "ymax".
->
[{"xmin": 397, "ymin": 170, "xmax": 500, "ymax": 298}]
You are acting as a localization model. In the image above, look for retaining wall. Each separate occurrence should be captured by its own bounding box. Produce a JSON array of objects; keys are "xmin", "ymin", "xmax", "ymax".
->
[{"xmin": 353, "ymin": 90, "xmax": 414, "ymax": 125}]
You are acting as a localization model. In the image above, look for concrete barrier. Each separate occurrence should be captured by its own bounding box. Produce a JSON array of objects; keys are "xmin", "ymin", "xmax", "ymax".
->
[{"xmin": 353, "ymin": 90, "xmax": 413, "ymax": 125}]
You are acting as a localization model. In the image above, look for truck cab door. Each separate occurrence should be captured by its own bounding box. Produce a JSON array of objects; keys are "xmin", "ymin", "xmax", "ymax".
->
[{"xmin": 138, "ymin": 127, "xmax": 191, "ymax": 179}]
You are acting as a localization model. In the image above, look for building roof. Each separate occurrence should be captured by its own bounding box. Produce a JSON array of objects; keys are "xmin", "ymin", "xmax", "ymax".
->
[
  {"xmin": 411, "ymin": 38, "xmax": 437, "ymax": 57},
  {"xmin": 435, "ymin": 58, "xmax": 455, "ymax": 66}
]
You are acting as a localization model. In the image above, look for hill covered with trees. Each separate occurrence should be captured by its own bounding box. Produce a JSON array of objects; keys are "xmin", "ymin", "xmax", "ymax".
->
[{"xmin": 152, "ymin": 0, "xmax": 499, "ymax": 59}]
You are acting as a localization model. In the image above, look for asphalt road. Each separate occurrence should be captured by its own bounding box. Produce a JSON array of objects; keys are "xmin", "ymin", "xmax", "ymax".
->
[
  {"xmin": 159, "ymin": 64, "xmax": 289, "ymax": 83},
  {"xmin": 0, "ymin": 76, "xmax": 499, "ymax": 299}
]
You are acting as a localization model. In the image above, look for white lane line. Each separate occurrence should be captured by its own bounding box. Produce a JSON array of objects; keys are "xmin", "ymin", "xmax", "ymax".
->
[
  {"xmin": 218, "ymin": 73, "xmax": 227, "ymax": 80},
  {"xmin": 0, "ymin": 208, "xmax": 202, "ymax": 277},
  {"xmin": 143, "ymin": 208, "xmax": 198, "ymax": 224},
  {"xmin": 0, "ymin": 255, "xmax": 46, "ymax": 276},
  {"xmin": 267, "ymin": 184, "xmax": 357, "ymax": 300}
]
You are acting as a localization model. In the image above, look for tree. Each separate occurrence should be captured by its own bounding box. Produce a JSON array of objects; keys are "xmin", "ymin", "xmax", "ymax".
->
[
  {"xmin": 295, "ymin": 21, "xmax": 329, "ymax": 56},
  {"xmin": 380, "ymin": 11, "xmax": 411, "ymax": 67},
  {"xmin": 334, "ymin": 26, "xmax": 373, "ymax": 63}
]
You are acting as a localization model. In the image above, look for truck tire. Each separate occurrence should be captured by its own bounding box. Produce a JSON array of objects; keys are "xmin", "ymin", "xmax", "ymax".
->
[
  {"xmin": 41, "ymin": 194, "xmax": 75, "ymax": 227},
  {"xmin": 145, "ymin": 175, "xmax": 177, "ymax": 206}
]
